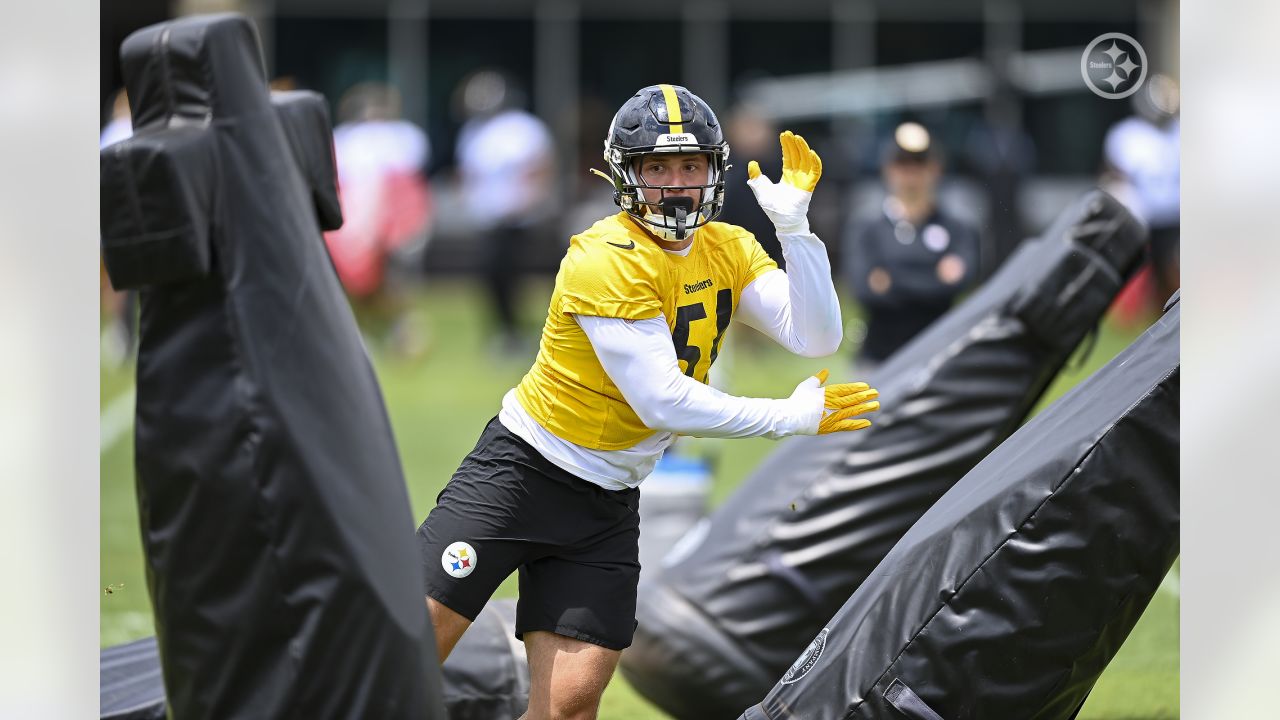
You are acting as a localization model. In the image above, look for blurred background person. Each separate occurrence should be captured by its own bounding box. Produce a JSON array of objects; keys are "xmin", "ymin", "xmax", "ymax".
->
[
  {"xmin": 99, "ymin": 89, "xmax": 133, "ymax": 149},
  {"xmin": 842, "ymin": 122, "xmax": 982, "ymax": 373},
  {"xmin": 962, "ymin": 77, "xmax": 1037, "ymax": 277},
  {"xmin": 1103, "ymin": 73, "xmax": 1180, "ymax": 320},
  {"xmin": 453, "ymin": 69, "xmax": 555, "ymax": 358},
  {"xmin": 719, "ymin": 102, "xmax": 784, "ymax": 267},
  {"xmin": 325, "ymin": 82, "xmax": 434, "ymax": 357},
  {"xmin": 100, "ymin": 89, "xmax": 135, "ymax": 367}
]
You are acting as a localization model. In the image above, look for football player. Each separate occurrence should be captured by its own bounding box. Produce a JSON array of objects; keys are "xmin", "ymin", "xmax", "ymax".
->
[{"xmin": 417, "ymin": 84, "xmax": 879, "ymax": 719}]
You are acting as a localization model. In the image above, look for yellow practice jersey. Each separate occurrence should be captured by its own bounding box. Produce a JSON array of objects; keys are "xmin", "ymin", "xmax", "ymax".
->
[{"xmin": 514, "ymin": 212, "xmax": 778, "ymax": 450}]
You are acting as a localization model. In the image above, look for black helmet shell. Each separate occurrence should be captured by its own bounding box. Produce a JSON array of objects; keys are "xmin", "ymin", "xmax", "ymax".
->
[{"xmin": 603, "ymin": 84, "xmax": 729, "ymax": 238}]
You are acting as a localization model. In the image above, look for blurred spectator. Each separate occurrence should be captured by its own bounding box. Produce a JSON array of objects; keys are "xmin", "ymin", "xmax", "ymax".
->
[
  {"xmin": 964, "ymin": 82, "xmax": 1035, "ymax": 275},
  {"xmin": 842, "ymin": 122, "xmax": 981, "ymax": 372},
  {"xmin": 1104, "ymin": 73, "xmax": 1180, "ymax": 314},
  {"xmin": 560, "ymin": 94, "xmax": 620, "ymax": 240},
  {"xmin": 100, "ymin": 89, "xmax": 133, "ymax": 149},
  {"xmin": 718, "ymin": 103, "xmax": 784, "ymax": 267},
  {"xmin": 100, "ymin": 89, "xmax": 135, "ymax": 366},
  {"xmin": 453, "ymin": 69, "xmax": 555, "ymax": 356},
  {"xmin": 325, "ymin": 82, "xmax": 434, "ymax": 357}
]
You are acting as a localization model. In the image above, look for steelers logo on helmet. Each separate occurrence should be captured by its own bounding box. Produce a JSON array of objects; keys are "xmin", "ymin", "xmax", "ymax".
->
[
  {"xmin": 602, "ymin": 84, "xmax": 729, "ymax": 242},
  {"xmin": 441, "ymin": 541, "xmax": 477, "ymax": 579}
]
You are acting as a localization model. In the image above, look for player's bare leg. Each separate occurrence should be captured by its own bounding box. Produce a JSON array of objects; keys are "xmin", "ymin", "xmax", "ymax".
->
[
  {"xmin": 519, "ymin": 630, "xmax": 620, "ymax": 720},
  {"xmin": 426, "ymin": 596, "xmax": 472, "ymax": 662}
]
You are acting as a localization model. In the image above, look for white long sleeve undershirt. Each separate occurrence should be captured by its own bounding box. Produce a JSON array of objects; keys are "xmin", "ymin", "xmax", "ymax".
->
[
  {"xmin": 737, "ymin": 232, "xmax": 843, "ymax": 358},
  {"xmin": 498, "ymin": 231, "xmax": 842, "ymax": 490}
]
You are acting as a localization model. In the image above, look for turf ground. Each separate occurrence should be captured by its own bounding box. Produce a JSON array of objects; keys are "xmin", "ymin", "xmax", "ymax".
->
[{"xmin": 100, "ymin": 278, "xmax": 1178, "ymax": 718}]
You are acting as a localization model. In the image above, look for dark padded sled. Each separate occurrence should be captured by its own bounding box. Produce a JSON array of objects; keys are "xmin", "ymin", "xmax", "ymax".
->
[
  {"xmin": 441, "ymin": 599, "xmax": 531, "ymax": 720},
  {"xmin": 100, "ymin": 637, "xmax": 165, "ymax": 720},
  {"xmin": 100, "ymin": 14, "xmax": 444, "ymax": 718},
  {"xmin": 740, "ymin": 294, "xmax": 1180, "ymax": 720},
  {"xmin": 101, "ymin": 599, "xmax": 530, "ymax": 720},
  {"xmin": 620, "ymin": 191, "xmax": 1147, "ymax": 719}
]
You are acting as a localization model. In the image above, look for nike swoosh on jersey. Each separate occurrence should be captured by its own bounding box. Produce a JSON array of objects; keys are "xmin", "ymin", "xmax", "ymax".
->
[{"xmin": 606, "ymin": 239, "xmax": 636, "ymax": 250}]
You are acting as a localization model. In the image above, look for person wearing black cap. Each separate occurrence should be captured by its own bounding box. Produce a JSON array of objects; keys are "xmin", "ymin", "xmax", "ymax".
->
[{"xmin": 842, "ymin": 122, "xmax": 982, "ymax": 371}]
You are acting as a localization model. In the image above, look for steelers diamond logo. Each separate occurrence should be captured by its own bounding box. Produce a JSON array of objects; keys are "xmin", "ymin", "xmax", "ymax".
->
[
  {"xmin": 442, "ymin": 541, "xmax": 477, "ymax": 579},
  {"xmin": 1081, "ymin": 33, "xmax": 1148, "ymax": 99}
]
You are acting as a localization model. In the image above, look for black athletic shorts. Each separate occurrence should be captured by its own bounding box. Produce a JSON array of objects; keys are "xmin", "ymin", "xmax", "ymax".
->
[{"xmin": 417, "ymin": 416, "xmax": 641, "ymax": 651}]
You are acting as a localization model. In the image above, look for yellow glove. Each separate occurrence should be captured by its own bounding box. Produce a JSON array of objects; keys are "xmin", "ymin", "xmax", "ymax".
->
[
  {"xmin": 786, "ymin": 369, "xmax": 880, "ymax": 435},
  {"xmin": 813, "ymin": 369, "xmax": 879, "ymax": 434},
  {"xmin": 746, "ymin": 131, "xmax": 823, "ymax": 235}
]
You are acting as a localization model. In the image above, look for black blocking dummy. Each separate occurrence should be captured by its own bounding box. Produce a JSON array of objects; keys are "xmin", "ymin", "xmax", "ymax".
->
[
  {"xmin": 620, "ymin": 191, "xmax": 1147, "ymax": 719},
  {"xmin": 440, "ymin": 599, "xmax": 532, "ymax": 720},
  {"xmin": 100, "ymin": 599, "xmax": 530, "ymax": 720},
  {"xmin": 99, "ymin": 637, "xmax": 165, "ymax": 720},
  {"xmin": 740, "ymin": 294, "xmax": 1180, "ymax": 720},
  {"xmin": 99, "ymin": 14, "xmax": 445, "ymax": 718}
]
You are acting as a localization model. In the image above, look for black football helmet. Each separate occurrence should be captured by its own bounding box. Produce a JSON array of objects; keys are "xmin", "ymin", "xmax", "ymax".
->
[{"xmin": 603, "ymin": 84, "xmax": 729, "ymax": 240}]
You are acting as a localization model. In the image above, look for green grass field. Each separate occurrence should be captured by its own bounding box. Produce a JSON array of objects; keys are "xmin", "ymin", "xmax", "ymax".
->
[{"xmin": 100, "ymin": 278, "xmax": 1178, "ymax": 718}]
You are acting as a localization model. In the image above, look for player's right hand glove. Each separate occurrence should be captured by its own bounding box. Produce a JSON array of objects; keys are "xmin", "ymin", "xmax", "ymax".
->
[{"xmin": 788, "ymin": 369, "xmax": 880, "ymax": 435}]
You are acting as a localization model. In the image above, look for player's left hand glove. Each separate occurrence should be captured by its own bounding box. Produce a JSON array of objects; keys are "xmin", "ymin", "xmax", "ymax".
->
[
  {"xmin": 746, "ymin": 130, "xmax": 823, "ymax": 236},
  {"xmin": 788, "ymin": 369, "xmax": 880, "ymax": 435}
]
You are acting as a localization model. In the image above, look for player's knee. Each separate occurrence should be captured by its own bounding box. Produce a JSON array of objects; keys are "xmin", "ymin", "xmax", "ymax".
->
[
  {"xmin": 553, "ymin": 663, "xmax": 615, "ymax": 719},
  {"xmin": 546, "ymin": 687, "xmax": 604, "ymax": 720}
]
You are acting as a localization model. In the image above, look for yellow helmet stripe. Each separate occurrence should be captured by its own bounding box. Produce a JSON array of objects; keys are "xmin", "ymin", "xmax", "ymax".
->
[{"xmin": 659, "ymin": 83, "xmax": 684, "ymax": 134}]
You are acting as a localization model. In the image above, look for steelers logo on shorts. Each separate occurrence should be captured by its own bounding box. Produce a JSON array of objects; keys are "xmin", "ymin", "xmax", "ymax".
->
[{"xmin": 442, "ymin": 541, "xmax": 477, "ymax": 579}]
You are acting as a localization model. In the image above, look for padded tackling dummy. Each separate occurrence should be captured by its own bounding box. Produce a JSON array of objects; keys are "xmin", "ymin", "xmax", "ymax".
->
[
  {"xmin": 101, "ymin": 600, "xmax": 529, "ymax": 720},
  {"xmin": 441, "ymin": 599, "xmax": 531, "ymax": 720},
  {"xmin": 740, "ymin": 293, "xmax": 1180, "ymax": 720},
  {"xmin": 100, "ymin": 637, "xmax": 165, "ymax": 720},
  {"xmin": 638, "ymin": 451, "xmax": 713, "ymax": 586},
  {"xmin": 621, "ymin": 191, "xmax": 1147, "ymax": 719},
  {"xmin": 99, "ymin": 14, "xmax": 445, "ymax": 718}
]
